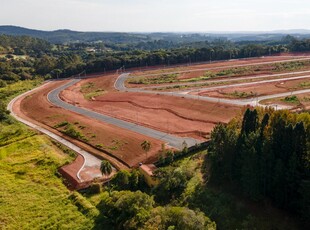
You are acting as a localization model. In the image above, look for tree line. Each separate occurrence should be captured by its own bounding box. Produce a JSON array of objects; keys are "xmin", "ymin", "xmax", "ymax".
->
[
  {"xmin": 2, "ymin": 34, "xmax": 310, "ymax": 82},
  {"xmin": 207, "ymin": 108, "xmax": 310, "ymax": 221}
]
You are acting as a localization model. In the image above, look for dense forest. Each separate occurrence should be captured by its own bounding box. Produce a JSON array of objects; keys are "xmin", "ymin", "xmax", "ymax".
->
[
  {"xmin": 1, "ymin": 34, "xmax": 310, "ymax": 83},
  {"xmin": 208, "ymin": 108, "xmax": 310, "ymax": 223},
  {"xmin": 74, "ymin": 108, "xmax": 309, "ymax": 229}
]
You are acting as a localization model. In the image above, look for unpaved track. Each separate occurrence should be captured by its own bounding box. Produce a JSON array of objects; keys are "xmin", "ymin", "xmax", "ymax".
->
[{"xmin": 8, "ymin": 83, "xmax": 105, "ymax": 182}]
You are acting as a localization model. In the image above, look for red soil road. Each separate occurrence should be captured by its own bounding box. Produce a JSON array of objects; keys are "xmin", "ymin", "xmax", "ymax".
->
[
  {"xmin": 130, "ymin": 54, "xmax": 310, "ymax": 77},
  {"xmin": 198, "ymin": 77, "xmax": 310, "ymax": 99},
  {"xmin": 18, "ymin": 80, "xmax": 164, "ymax": 167},
  {"xmin": 60, "ymin": 77, "xmax": 240, "ymax": 140}
]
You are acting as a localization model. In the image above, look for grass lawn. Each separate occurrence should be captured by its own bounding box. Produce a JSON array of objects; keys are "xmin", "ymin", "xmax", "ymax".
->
[{"xmin": 0, "ymin": 124, "xmax": 94, "ymax": 229}]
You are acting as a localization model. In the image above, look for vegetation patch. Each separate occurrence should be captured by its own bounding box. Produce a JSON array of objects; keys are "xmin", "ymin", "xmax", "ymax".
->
[
  {"xmin": 128, "ymin": 73, "xmax": 179, "ymax": 85},
  {"xmin": 298, "ymin": 81, "xmax": 310, "ymax": 88},
  {"xmin": 216, "ymin": 67, "xmax": 253, "ymax": 77},
  {"xmin": 54, "ymin": 121, "xmax": 89, "ymax": 142},
  {"xmin": 53, "ymin": 120, "xmax": 69, "ymax": 128},
  {"xmin": 180, "ymin": 71, "xmax": 216, "ymax": 82},
  {"xmin": 302, "ymin": 96, "xmax": 310, "ymax": 102},
  {"xmin": 62, "ymin": 124, "xmax": 88, "ymax": 142},
  {"xmin": 273, "ymin": 60, "xmax": 310, "ymax": 72},
  {"xmin": 282, "ymin": 95, "xmax": 300, "ymax": 104},
  {"xmin": 0, "ymin": 123, "xmax": 36, "ymax": 148},
  {"xmin": 0, "ymin": 131, "xmax": 93, "ymax": 229},
  {"xmin": 225, "ymin": 90, "xmax": 256, "ymax": 98},
  {"xmin": 80, "ymin": 82, "xmax": 105, "ymax": 100},
  {"xmin": 0, "ymin": 79, "xmax": 42, "ymax": 104},
  {"xmin": 95, "ymin": 139, "xmax": 128, "ymax": 151}
]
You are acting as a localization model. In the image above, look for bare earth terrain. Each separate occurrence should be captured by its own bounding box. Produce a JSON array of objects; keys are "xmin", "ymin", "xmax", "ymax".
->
[
  {"xmin": 12, "ymin": 54, "xmax": 310, "ymax": 188},
  {"xmin": 18, "ymin": 80, "xmax": 164, "ymax": 167}
]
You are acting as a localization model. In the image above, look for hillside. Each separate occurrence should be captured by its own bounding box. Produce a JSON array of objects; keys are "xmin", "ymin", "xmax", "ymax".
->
[
  {"xmin": 1, "ymin": 26, "xmax": 310, "ymax": 44},
  {"xmin": 0, "ymin": 26, "xmax": 151, "ymax": 44}
]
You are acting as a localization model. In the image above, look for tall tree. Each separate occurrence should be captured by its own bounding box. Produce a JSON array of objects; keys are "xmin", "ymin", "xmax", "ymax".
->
[
  {"xmin": 141, "ymin": 140, "xmax": 151, "ymax": 162},
  {"xmin": 100, "ymin": 160, "xmax": 112, "ymax": 179}
]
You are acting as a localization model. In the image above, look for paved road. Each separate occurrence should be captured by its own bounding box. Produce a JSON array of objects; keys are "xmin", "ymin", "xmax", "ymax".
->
[
  {"xmin": 48, "ymin": 79, "xmax": 200, "ymax": 149},
  {"xmin": 133, "ymin": 56, "xmax": 310, "ymax": 78},
  {"xmin": 116, "ymin": 71, "xmax": 310, "ymax": 108},
  {"xmin": 183, "ymin": 74, "xmax": 310, "ymax": 94},
  {"xmin": 7, "ymin": 85, "xmax": 104, "ymax": 182},
  {"xmin": 140, "ymin": 70, "xmax": 310, "ymax": 90}
]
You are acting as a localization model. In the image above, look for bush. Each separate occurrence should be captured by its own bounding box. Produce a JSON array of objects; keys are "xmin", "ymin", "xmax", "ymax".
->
[
  {"xmin": 69, "ymin": 191, "xmax": 99, "ymax": 218},
  {"xmin": 87, "ymin": 183, "xmax": 102, "ymax": 195},
  {"xmin": 0, "ymin": 79, "xmax": 7, "ymax": 88},
  {"xmin": 53, "ymin": 121, "xmax": 69, "ymax": 128}
]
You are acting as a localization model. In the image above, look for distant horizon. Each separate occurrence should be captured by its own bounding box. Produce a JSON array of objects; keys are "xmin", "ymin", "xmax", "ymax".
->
[
  {"xmin": 2, "ymin": 25, "xmax": 310, "ymax": 35},
  {"xmin": 2, "ymin": 0, "xmax": 310, "ymax": 32}
]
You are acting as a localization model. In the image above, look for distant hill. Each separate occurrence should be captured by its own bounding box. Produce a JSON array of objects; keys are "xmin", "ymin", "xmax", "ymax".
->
[
  {"xmin": 0, "ymin": 26, "xmax": 153, "ymax": 44},
  {"xmin": 1, "ymin": 25, "xmax": 310, "ymax": 44}
]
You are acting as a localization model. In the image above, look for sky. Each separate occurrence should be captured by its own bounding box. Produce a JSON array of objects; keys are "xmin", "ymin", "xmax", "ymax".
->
[{"xmin": 1, "ymin": 0, "xmax": 310, "ymax": 32}]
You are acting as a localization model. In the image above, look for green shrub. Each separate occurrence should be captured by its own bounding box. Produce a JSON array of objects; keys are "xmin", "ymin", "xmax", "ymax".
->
[
  {"xmin": 53, "ymin": 121, "xmax": 69, "ymax": 128},
  {"xmin": 282, "ymin": 95, "xmax": 300, "ymax": 104},
  {"xmin": 69, "ymin": 192, "xmax": 99, "ymax": 218}
]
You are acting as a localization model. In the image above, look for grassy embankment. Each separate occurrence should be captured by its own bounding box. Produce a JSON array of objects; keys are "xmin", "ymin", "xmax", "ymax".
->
[{"xmin": 0, "ymin": 80, "xmax": 94, "ymax": 229}]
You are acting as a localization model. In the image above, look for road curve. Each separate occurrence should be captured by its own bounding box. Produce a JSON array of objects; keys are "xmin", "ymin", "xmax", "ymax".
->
[
  {"xmin": 47, "ymin": 79, "xmax": 201, "ymax": 149},
  {"xmin": 7, "ymin": 83, "xmax": 103, "ymax": 182},
  {"xmin": 116, "ymin": 72, "xmax": 310, "ymax": 108}
]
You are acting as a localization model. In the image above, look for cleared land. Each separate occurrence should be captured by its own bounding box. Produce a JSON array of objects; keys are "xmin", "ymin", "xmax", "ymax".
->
[
  {"xmin": 198, "ymin": 77, "xmax": 310, "ymax": 99},
  {"xmin": 18, "ymin": 80, "xmax": 164, "ymax": 167},
  {"xmin": 60, "ymin": 76, "xmax": 240, "ymax": 140},
  {"xmin": 17, "ymin": 54, "xmax": 310, "ymax": 173},
  {"xmin": 127, "ymin": 55, "xmax": 310, "ymax": 90},
  {"xmin": 129, "ymin": 54, "xmax": 310, "ymax": 78}
]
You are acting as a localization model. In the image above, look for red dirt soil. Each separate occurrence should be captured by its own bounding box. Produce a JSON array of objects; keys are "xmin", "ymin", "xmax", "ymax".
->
[
  {"xmin": 17, "ymin": 80, "xmax": 164, "ymax": 167},
  {"xmin": 59, "ymin": 155, "xmax": 117, "ymax": 190},
  {"xmin": 130, "ymin": 54, "xmax": 310, "ymax": 76},
  {"xmin": 58, "ymin": 155, "xmax": 84, "ymax": 189},
  {"xmin": 198, "ymin": 77, "xmax": 310, "ymax": 99},
  {"xmin": 61, "ymin": 77, "xmax": 241, "ymax": 140}
]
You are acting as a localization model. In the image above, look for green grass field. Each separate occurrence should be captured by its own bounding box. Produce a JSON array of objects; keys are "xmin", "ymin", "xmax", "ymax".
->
[
  {"xmin": 0, "ymin": 78, "xmax": 94, "ymax": 229},
  {"xmin": 0, "ymin": 124, "xmax": 94, "ymax": 229},
  {"xmin": 0, "ymin": 79, "xmax": 43, "ymax": 104}
]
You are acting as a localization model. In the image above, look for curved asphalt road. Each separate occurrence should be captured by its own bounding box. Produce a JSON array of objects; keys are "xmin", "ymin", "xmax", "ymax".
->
[
  {"xmin": 47, "ymin": 79, "xmax": 200, "ymax": 149},
  {"xmin": 116, "ymin": 72, "xmax": 310, "ymax": 108},
  {"xmin": 7, "ymin": 84, "xmax": 104, "ymax": 182}
]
